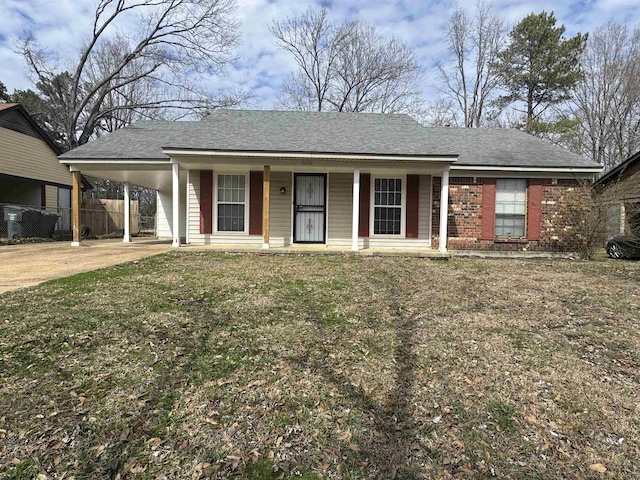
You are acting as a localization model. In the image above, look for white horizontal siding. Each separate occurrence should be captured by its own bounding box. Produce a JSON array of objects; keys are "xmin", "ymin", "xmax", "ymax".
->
[
  {"xmin": 187, "ymin": 170, "xmax": 200, "ymax": 242},
  {"xmin": 418, "ymin": 175, "xmax": 431, "ymax": 241},
  {"xmin": 269, "ymin": 171, "xmax": 292, "ymax": 247},
  {"xmin": 188, "ymin": 168, "xmax": 278, "ymax": 246},
  {"xmin": 156, "ymin": 190, "xmax": 172, "ymax": 239},
  {"xmin": 327, "ymin": 172, "xmax": 352, "ymax": 244},
  {"xmin": 179, "ymin": 183, "xmax": 186, "ymax": 239},
  {"xmin": 185, "ymin": 168, "xmax": 431, "ymax": 249}
]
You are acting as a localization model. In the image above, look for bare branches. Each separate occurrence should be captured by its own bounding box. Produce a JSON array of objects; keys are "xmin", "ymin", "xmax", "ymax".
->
[
  {"xmin": 436, "ymin": 1, "xmax": 505, "ymax": 127},
  {"xmin": 417, "ymin": 98, "xmax": 460, "ymax": 127},
  {"xmin": 567, "ymin": 22, "xmax": 640, "ymax": 172},
  {"xmin": 17, "ymin": 0, "xmax": 242, "ymax": 150},
  {"xmin": 271, "ymin": 7, "xmax": 423, "ymax": 114},
  {"xmin": 270, "ymin": 7, "xmax": 347, "ymax": 112}
]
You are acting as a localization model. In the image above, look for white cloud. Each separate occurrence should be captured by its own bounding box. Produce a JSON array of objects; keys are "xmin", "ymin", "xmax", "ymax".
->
[{"xmin": 1, "ymin": 0, "xmax": 639, "ymax": 108}]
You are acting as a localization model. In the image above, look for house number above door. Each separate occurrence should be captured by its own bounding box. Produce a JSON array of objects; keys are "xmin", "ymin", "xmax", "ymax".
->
[{"xmin": 302, "ymin": 159, "xmax": 313, "ymax": 165}]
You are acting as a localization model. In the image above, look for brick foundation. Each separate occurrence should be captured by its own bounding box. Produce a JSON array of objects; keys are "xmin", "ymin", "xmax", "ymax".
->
[{"xmin": 432, "ymin": 177, "xmax": 581, "ymax": 252}]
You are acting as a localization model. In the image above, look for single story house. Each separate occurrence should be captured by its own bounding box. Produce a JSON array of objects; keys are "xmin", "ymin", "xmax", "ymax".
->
[
  {"xmin": 0, "ymin": 103, "xmax": 75, "ymax": 230},
  {"xmin": 596, "ymin": 150, "xmax": 640, "ymax": 236},
  {"xmin": 58, "ymin": 110, "xmax": 601, "ymax": 252}
]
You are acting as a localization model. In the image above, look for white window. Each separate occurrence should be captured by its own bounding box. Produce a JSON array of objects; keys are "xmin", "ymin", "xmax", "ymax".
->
[
  {"xmin": 495, "ymin": 179, "xmax": 527, "ymax": 237},
  {"xmin": 216, "ymin": 174, "xmax": 246, "ymax": 232},
  {"xmin": 373, "ymin": 178, "xmax": 402, "ymax": 235}
]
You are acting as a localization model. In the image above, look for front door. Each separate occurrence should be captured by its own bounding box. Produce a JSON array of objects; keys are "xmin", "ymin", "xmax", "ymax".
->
[{"xmin": 294, "ymin": 174, "xmax": 326, "ymax": 243}]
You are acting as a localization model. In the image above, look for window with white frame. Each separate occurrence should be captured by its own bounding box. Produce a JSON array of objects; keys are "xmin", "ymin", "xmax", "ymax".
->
[
  {"xmin": 217, "ymin": 174, "xmax": 246, "ymax": 232},
  {"xmin": 373, "ymin": 178, "xmax": 402, "ymax": 235},
  {"xmin": 495, "ymin": 179, "xmax": 527, "ymax": 237}
]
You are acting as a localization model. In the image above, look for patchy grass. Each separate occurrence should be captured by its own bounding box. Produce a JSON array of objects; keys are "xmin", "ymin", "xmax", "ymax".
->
[{"xmin": 1, "ymin": 253, "xmax": 639, "ymax": 479}]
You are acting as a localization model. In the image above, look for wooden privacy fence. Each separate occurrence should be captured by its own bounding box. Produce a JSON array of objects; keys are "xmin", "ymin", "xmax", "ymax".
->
[{"xmin": 81, "ymin": 199, "xmax": 139, "ymax": 236}]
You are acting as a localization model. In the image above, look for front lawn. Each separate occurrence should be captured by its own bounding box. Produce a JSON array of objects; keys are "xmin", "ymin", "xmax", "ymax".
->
[{"xmin": 1, "ymin": 253, "xmax": 639, "ymax": 479}]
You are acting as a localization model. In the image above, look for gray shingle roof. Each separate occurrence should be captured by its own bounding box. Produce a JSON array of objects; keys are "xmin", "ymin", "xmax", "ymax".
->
[
  {"xmin": 60, "ymin": 109, "xmax": 600, "ymax": 169},
  {"xmin": 422, "ymin": 126, "xmax": 599, "ymax": 168}
]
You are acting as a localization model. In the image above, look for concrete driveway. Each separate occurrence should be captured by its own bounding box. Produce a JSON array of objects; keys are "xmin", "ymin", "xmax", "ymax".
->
[{"xmin": 0, "ymin": 238, "xmax": 170, "ymax": 293}]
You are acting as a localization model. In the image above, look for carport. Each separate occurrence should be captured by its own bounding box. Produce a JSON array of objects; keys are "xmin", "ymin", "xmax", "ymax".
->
[
  {"xmin": 61, "ymin": 160, "xmax": 186, "ymax": 246},
  {"xmin": 59, "ymin": 120, "xmax": 194, "ymax": 247}
]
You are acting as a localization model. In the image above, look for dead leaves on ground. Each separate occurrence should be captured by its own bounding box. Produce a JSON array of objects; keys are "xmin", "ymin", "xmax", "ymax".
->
[{"xmin": 1, "ymin": 255, "xmax": 639, "ymax": 479}]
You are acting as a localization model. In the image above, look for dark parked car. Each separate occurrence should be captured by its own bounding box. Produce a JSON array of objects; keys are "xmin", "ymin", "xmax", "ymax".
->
[{"xmin": 606, "ymin": 236, "xmax": 640, "ymax": 259}]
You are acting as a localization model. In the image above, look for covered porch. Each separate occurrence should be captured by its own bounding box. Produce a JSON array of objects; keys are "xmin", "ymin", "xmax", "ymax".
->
[{"xmin": 64, "ymin": 152, "xmax": 455, "ymax": 253}]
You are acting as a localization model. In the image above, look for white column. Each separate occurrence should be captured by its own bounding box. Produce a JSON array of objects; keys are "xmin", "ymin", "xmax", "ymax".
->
[
  {"xmin": 262, "ymin": 166, "xmax": 270, "ymax": 249},
  {"xmin": 352, "ymin": 168, "xmax": 360, "ymax": 251},
  {"xmin": 172, "ymin": 162, "xmax": 180, "ymax": 247},
  {"xmin": 185, "ymin": 170, "xmax": 190, "ymax": 245},
  {"xmin": 438, "ymin": 169, "xmax": 450, "ymax": 253},
  {"xmin": 71, "ymin": 169, "xmax": 82, "ymax": 247},
  {"xmin": 123, "ymin": 182, "xmax": 132, "ymax": 243}
]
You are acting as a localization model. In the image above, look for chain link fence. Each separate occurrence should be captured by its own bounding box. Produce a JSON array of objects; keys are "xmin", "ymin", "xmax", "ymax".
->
[
  {"xmin": 1, "ymin": 202, "xmax": 156, "ymax": 241},
  {"xmin": 0, "ymin": 203, "xmax": 60, "ymax": 240}
]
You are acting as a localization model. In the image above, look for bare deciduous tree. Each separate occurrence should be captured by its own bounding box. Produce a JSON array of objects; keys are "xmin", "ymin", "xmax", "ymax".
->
[
  {"xmin": 437, "ymin": 1, "xmax": 505, "ymax": 127},
  {"xmin": 329, "ymin": 23, "xmax": 423, "ymax": 113},
  {"xmin": 555, "ymin": 178, "xmax": 640, "ymax": 259},
  {"xmin": 271, "ymin": 7, "xmax": 347, "ymax": 112},
  {"xmin": 18, "ymin": 0, "xmax": 244, "ymax": 150},
  {"xmin": 566, "ymin": 22, "xmax": 640, "ymax": 172},
  {"xmin": 271, "ymin": 6, "xmax": 423, "ymax": 114},
  {"xmin": 416, "ymin": 98, "xmax": 460, "ymax": 127}
]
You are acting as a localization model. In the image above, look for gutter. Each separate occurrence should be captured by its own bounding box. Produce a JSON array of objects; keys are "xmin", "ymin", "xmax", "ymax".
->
[{"xmin": 451, "ymin": 165, "xmax": 602, "ymax": 173}]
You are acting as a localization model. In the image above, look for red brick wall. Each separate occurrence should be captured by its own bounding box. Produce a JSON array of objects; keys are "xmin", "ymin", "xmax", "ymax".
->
[{"xmin": 431, "ymin": 177, "xmax": 582, "ymax": 251}]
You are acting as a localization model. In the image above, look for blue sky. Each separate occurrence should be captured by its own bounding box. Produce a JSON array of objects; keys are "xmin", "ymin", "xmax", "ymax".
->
[{"xmin": 1, "ymin": 0, "xmax": 640, "ymax": 109}]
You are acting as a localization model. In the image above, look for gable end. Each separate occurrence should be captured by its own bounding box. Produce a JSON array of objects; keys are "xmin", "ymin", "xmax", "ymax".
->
[{"xmin": 0, "ymin": 110, "xmax": 42, "ymax": 140}]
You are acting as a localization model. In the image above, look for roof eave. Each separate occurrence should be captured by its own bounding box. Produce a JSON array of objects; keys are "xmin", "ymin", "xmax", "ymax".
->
[
  {"xmin": 162, "ymin": 148, "xmax": 458, "ymax": 163},
  {"xmin": 59, "ymin": 157, "xmax": 170, "ymax": 163},
  {"xmin": 451, "ymin": 165, "xmax": 602, "ymax": 174},
  {"xmin": 596, "ymin": 151, "xmax": 639, "ymax": 185}
]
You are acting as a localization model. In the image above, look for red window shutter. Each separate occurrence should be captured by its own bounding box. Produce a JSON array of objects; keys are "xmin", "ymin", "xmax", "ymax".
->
[
  {"xmin": 41, "ymin": 185, "xmax": 46, "ymax": 208},
  {"xmin": 527, "ymin": 179, "xmax": 544, "ymax": 240},
  {"xmin": 249, "ymin": 171, "xmax": 263, "ymax": 235},
  {"xmin": 406, "ymin": 174, "xmax": 419, "ymax": 238},
  {"xmin": 358, "ymin": 173, "xmax": 370, "ymax": 237},
  {"xmin": 481, "ymin": 178, "xmax": 496, "ymax": 240},
  {"xmin": 199, "ymin": 170, "xmax": 213, "ymax": 234}
]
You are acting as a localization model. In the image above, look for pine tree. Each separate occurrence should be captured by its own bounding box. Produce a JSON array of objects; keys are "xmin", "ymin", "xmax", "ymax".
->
[{"xmin": 496, "ymin": 11, "xmax": 587, "ymax": 132}]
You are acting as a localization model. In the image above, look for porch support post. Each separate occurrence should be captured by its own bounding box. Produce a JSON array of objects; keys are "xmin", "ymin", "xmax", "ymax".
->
[
  {"xmin": 438, "ymin": 169, "xmax": 450, "ymax": 253},
  {"xmin": 352, "ymin": 168, "xmax": 360, "ymax": 251},
  {"xmin": 262, "ymin": 165, "xmax": 270, "ymax": 249},
  {"xmin": 123, "ymin": 182, "xmax": 132, "ymax": 243},
  {"xmin": 185, "ymin": 169, "xmax": 190, "ymax": 244},
  {"xmin": 71, "ymin": 170, "xmax": 82, "ymax": 246},
  {"xmin": 172, "ymin": 162, "xmax": 180, "ymax": 247}
]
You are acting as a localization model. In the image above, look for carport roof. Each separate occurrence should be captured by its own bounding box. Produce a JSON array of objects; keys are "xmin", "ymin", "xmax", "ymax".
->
[{"xmin": 59, "ymin": 109, "xmax": 601, "ymax": 169}]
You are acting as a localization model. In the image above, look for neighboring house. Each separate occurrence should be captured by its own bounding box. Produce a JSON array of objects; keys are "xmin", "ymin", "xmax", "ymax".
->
[
  {"xmin": 58, "ymin": 110, "xmax": 601, "ymax": 252},
  {"xmin": 0, "ymin": 103, "xmax": 74, "ymax": 230},
  {"xmin": 596, "ymin": 150, "xmax": 640, "ymax": 237}
]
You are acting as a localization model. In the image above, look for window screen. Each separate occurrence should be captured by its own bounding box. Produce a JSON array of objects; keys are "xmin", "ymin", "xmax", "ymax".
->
[
  {"xmin": 374, "ymin": 178, "xmax": 402, "ymax": 235},
  {"xmin": 217, "ymin": 174, "xmax": 245, "ymax": 232},
  {"xmin": 495, "ymin": 179, "xmax": 526, "ymax": 237}
]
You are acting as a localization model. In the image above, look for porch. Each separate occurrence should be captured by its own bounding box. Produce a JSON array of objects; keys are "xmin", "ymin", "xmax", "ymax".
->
[{"xmin": 64, "ymin": 154, "xmax": 455, "ymax": 253}]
